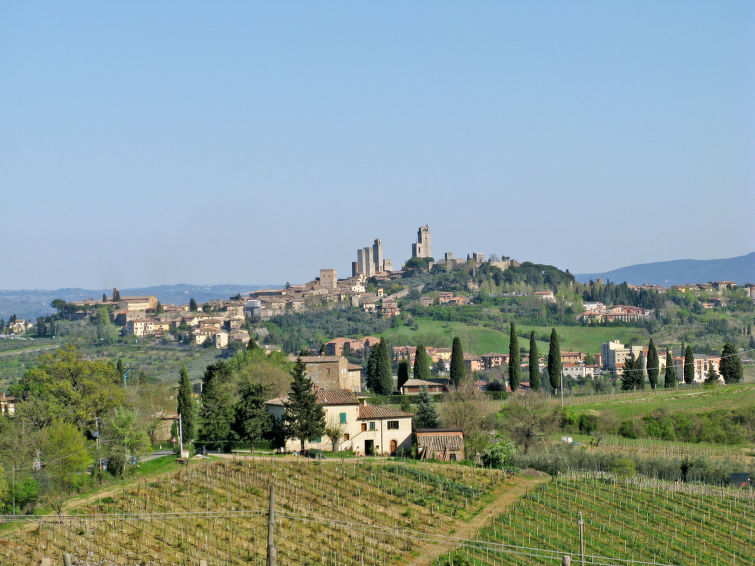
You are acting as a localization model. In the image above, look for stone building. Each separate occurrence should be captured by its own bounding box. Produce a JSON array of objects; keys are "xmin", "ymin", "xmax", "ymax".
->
[
  {"xmin": 415, "ymin": 429, "xmax": 464, "ymax": 461},
  {"xmin": 412, "ymin": 224, "xmax": 432, "ymax": 258}
]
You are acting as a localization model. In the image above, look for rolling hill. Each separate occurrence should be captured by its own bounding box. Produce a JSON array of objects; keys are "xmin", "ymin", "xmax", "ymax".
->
[{"xmin": 575, "ymin": 252, "xmax": 755, "ymax": 286}]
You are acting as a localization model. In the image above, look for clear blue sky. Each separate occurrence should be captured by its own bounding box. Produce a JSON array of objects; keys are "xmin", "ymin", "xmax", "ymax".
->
[{"xmin": 2, "ymin": 1, "xmax": 753, "ymax": 289}]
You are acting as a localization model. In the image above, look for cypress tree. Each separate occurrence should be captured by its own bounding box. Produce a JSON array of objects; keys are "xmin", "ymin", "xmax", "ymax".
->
[
  {"xmin": 397, "ymin": 359, "xmax": 410, "ymax": 390},
  {"xmin": 102, "ymin": 293, "xmax": 107, "ymax": 302},
  {"xmin": 285, "ymin": 357, "xmax": 326, "ymax": 451},
  {"xmin": 528, "ymin": 331, "xmax": 540, "ymax": 390},
  {"xmin": 366, "ymin": 346, "xmax": 379, "ymax": 392},
  {"xmin": 547, "ymin": 328, "xmax": 561, "ymax": 392},
  {"xmin": 198, "ymin": 360, "xmax": 234, "ymax": 451},
  {"xmin": 508, "ymin": 322, "xmax": 520, "ymax": 392},
  {"xmin": 637, "ymin": 352, "xmax": 646, "ymax": 389},
  {"xmin": 233, "ymin": 380, "xmax": 269, "ymax": 456},
  {"xmin": 189, "ymin": 298, "xmax": 198, "ymax": 312},
  {"xmin": 664, "ymin": 350, "xmax": 676, "ymax": 388},
  {"xmin": 376, "ymin": 338, "xmax": 394, "ymax": 395},
  {"xmin": 719, "ymin": 342, "xmax": 742, "ymax": 383},
  {"xmin": 177, "ymin": 366, "xmax": 196, "ymax": 443},
  {"xmin": 413, "ymin": 387, "xmax": 438, "ymax": 429},
  {"xmin": 413, "ymin": 345, "xmax": 431, "ymax": 381},
  {"xmin": 704, "ymin": 364, "xmax": 719, "ymax": 384},
  {"xmin": 450, "ymin": 337, "xmax": 466, "ymax": 387},
  {"xmin": 647, "ymin": 339, "xmax": 659, "ymax": 389},
  {"xmin": 683, "ymin": 345, "xmax": 694, "ymax": 384}
]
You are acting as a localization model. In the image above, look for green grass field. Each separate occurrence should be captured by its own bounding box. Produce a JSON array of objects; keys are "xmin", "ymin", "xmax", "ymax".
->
[
  {"xmin": 381, "ymin": 318, "xmax": 646, "ymax": 356},
  {"xmin": 565, "ymin": 382, "xmax": 755, "ymax": 419}
]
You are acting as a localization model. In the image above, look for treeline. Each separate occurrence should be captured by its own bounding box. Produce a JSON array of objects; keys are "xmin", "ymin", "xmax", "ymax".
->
[
  {"xmin": 580, "ymin": 281, "xmax": 664, "ymax": 310},
  {"xmin": 266, "ymin": 308, "xmax": 391, "ymax": 353},
  {"xmin": 0, "ymin": 347, "xmax": 164, "ymax": 513}
]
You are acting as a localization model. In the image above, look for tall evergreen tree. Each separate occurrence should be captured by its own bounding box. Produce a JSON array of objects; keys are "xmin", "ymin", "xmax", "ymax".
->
[
  {"xmin": 637, "ymin": 352, "xmax": 646, "ymax": 389},
  {"xmin": 547, "ymin": 328, "xmax": 561, "ymax": 392},
  {"xmin": 719, "ymin": 342, "xmax": 742, "ymax": 383},
  {"xmin": 284, "ymin": 357, "xmax": 326, "ymax": 451},
  {"xmin": 450, "ymin": 337, "xmax": 466, "ymax": 387},
  {"xmin": 528, "ymin": 331, "xmax": 540, "ymax": 391},
  {"xmin": 177, "ymin": 366, "xmax": 196, "ymax": 443},
  {"xmin": 683, "ymin": 345, "xmax": 695, "ymax": 384},
  {"xmin": 413, "ymin": 345, "xmax": 431, "ymax": 381},
  {"xmin": 704, "ymin": 364, "xmax": 719, "ymax": 384},
  {"xmin": 647, "ymin": 339, "xmax": 659, "ymax": 389},
  {"xmin": 413, "ymin": 387, "xmax": 438, "ymax": 429},
  {"xmin": 232, "ymin": 380, "xmax": 269, "ymax": 456},
  {"xmin": 508, "ymin": 322, "xmax": 521, "ymax": 392},
  {"xmin": 112, "ymin": 288, "xmax": 120, "ymax": 301},
  {"xmin": 664, "ymin": 350, "xmax": 676, "ymax": 388},
  {"xmin": 198, "ymin": 360, "xmax": 234, "ymax": 451},
  {"xmin": 102, "ymin": 293, "xmax": 107, "ymax": 303},
  {"xmin": 397, "ymin": 359, "xmax": 410, "ymax": 391},
  {"xmin": 189, "ymin": 298, "xmax": 198, "ymax": 312},
  {"xmin": 366, "ymin": 346, "xmax": 379, "ymax": 392},
  {"xmin": 247, "ymin": 337, "xmax": 258, "ymax": 350},
  {"xmin": 376, "ymin": 338, "xmax": 394, "ymax": 395}
]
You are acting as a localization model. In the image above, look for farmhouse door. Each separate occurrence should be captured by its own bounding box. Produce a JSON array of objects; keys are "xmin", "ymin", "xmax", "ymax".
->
[{"xmin": 389, "ymin": 439, "xmax": 397, "ymax": 455}]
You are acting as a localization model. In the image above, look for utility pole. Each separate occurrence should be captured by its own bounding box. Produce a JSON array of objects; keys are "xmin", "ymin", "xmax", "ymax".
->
[
  {"xmin": 560, "ymin": 372, "xmax": 564, "ymax": 408},
  {"xmin": 267, "ymin": 485, "xmax": 277, "ymax": 566},
  {"xmin": 578, "ymin": 512, "xmax": 585, "ymax": 566},
  {"xmin": 178, "ymin": 413, "xmax": 186, "ymax": 460},
  {"xmin": 11, "ymin": 465, "xmax": 15, "ymax": 515}
]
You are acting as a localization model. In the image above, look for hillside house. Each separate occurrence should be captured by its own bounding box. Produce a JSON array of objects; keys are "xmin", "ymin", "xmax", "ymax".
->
[
  {"xmin": 266, "ymin": 389, "xmax": 413, "ymax": 456},
  {"xmin": 415, "ymin": 429, "xmax": 464, "ymax": 461},
  {"xmin": 290, "ymin": 356, "xmax": 362, "ymax": 392},
  {"xmin": 400, "ymin": 378, "xmax": 449, "ymax": 395}
]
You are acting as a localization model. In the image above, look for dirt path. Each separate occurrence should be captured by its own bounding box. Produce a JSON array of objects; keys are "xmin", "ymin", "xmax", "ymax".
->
[{"xmin": 406, "ymin": 474, "xmax": 550, "ymax": 566}]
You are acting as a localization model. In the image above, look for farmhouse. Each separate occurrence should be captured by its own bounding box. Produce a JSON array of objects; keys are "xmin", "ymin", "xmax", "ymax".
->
[
  {"xmin": 415, "ymin": 429, "xmax": 464, "ymax": 461},
  {"xmin": 266, "ymin": 389, "xmax": 413, "ymax": 456}
]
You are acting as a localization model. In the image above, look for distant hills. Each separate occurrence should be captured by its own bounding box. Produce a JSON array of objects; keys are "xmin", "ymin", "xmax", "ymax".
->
[
  {"xmin": 0, "ymin": 283, "xmax": 276, "ymax": 321},
  {"xmin": 575, "ymin": 252, "xmax": 755, "ymax": 286}
]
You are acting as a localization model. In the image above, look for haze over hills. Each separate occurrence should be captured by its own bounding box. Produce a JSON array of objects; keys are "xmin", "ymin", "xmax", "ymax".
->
[
  {"xmin": 575, "ymin": 252, "xmax": 755, "ymax": 286},
  {"xmin": 0, "ymin": 283, "xmax": 275, "ymax": 321}
]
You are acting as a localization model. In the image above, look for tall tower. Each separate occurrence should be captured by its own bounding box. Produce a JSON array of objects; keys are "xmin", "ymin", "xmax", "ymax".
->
[
  {"xmin": 372, "ymin": 239, "xmax": 383, "ymax": 273},
  {"xmin": 411, "ymin": 224, "xmax": 432, "ymax": 258}
]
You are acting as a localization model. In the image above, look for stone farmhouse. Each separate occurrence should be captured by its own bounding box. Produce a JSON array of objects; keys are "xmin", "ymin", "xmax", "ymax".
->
[
  {"xmin": 291, "ymin": 356, "xmax": 363, "ymax": 393},
  {"xmin": 266, "ymin": 389, "xmax": 413, "ymax": 456}
]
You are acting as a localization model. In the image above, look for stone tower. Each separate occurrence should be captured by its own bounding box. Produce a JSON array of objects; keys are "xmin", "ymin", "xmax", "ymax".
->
[
  {"xmin": 411, "ymin": 224, "xmax": 432, "ymax": 258},
  {"xmin": 372, "ymin": 239, "xmax": 383, "ymax": 273}
]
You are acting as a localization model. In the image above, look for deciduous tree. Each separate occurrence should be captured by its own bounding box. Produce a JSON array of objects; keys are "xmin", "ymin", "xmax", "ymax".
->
[{"xmin": 198, "ymin": 360, "xmax": 234, "ymax": 451}]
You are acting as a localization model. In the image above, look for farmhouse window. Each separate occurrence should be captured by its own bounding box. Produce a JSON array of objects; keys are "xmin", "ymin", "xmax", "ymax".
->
[
  {"xmin": 369, "ymin": 422, "xmax": 376, "ymax": 431},
  {"xmin": 387, "ymin": 421, "xmax": 399, "ymax": 430},
  {"xmin": 340, "ymin": 412, "xmax": 347, "ymax": 424},
  {"xmin": 344, "ymin": 434, "xmax": 350, "ymax": 440},
  {"xmin": 361, "ymin": 423, "xmax": 367, "ymax": 432}
]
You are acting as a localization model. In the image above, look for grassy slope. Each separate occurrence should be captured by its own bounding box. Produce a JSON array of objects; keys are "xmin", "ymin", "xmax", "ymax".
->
[
  {"xmin": 566, "ymin": 382, "xmax": 755, "ymax": 420},
  {"xmin": 381, "ymin": 318, "xmax": 645, "ymax": 356}
]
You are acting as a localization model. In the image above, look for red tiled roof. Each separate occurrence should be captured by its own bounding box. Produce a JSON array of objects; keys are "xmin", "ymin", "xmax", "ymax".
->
[
  {"xmin": 359, "ymin": 404, "xmax": 413, "ymax": 419},
  {"xmin": 316, "ymin": 389, "xmax": 360, "ymax": 405}
]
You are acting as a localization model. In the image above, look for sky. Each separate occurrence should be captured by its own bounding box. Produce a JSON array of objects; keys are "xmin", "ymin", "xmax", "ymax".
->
[{"xmin": 2, "ymin": 1, "xmax": 754, "ymax": 289}]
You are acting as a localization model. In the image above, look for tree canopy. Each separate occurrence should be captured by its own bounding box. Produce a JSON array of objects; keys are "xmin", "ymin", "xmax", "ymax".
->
[
  {"xmin": 528, "ymin": 331, "xmax": 540, "ymax": 391},
  {"xmin": 647, "ymin": 339, "xmax": 659, "ymax": 389},
  {"xmin": 719, "ymin": 342, "xmax": 742, "ymax": 383},
  {"xmin": 508, "ymin": 322, "xmax": 520, "ymax": 392},
  {"xmin": 547, "ymin": 328, "xmax": 561, "ymax": 391},
  {"xmin": 284, "ymin": 358, "xmax": 326, "ymax": 451}
]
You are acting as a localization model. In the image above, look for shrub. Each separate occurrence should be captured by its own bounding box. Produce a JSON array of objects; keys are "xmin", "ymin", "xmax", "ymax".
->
[
  {"xmin": 482, "ymin": 436, "xmax": 518, "ymax": 469},
  {"xmin": 610, "ymin": 457, "xmax": 636, "ymax": 478},
  {"xmin": 578, "ymin": 413, "xmax": 599, "ymax": 435},
  {"xmin": 618, "ymin": 420, "xmax": 639, "ymax": 439}
]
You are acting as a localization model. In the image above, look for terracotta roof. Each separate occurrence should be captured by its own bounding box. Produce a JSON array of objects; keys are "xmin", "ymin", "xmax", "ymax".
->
[
  {"xmin": 266, "ymin": 389, "xmax": 359, "ymax": 407},
  {"xmin": 402, "ymin": 378, "xmax": 442, "ymax": 387},
  {"xmin": 316, "ymin": 389, "xmax": 360, "ymax": 405},
  {"xmin": 359, "ymin": 404, "xmax": 413, "ymax": 419}
]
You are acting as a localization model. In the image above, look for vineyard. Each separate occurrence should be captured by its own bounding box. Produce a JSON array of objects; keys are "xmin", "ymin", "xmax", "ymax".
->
[
  {"xmin": 436, "ymin": 473, "xmax": 755, "ymax": 565},
  {"xmin": 0, "ymin": 458, "xmax": 506, "ymax": 565}
]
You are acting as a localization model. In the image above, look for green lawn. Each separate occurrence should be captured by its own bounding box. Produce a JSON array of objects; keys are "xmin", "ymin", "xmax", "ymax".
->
[{"xmin": 381, "ymin": 317, "xmax": 646, "ymax": 356}]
